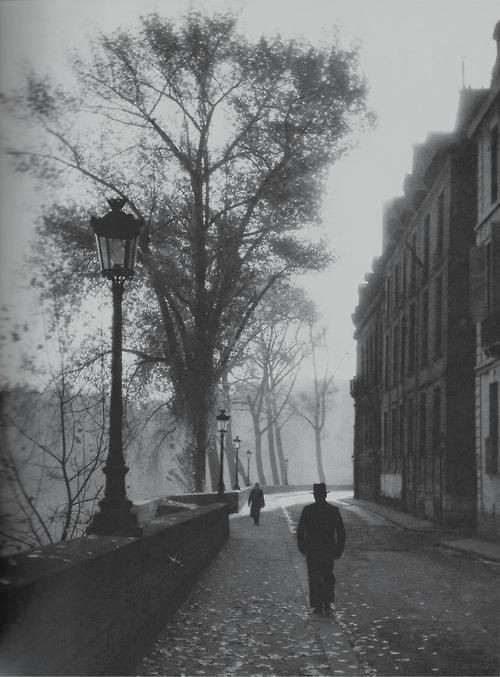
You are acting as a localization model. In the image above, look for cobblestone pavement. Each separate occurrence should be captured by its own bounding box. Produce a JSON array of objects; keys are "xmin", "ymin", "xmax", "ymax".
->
[
  {"xmin": 137, "ymin": 496, "xmax": 362, "ymax": 677},
  {"xmin": 286, "ymin": 499, "xmax": 500, "ymax": 677}
]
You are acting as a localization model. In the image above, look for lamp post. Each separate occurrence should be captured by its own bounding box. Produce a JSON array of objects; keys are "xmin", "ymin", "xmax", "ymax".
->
[
  {"xmin": 216, "ymin": 409, "xmax": 230, "ymax": 499},
  {"xmin": 233, "ymin": 436, "xmax": 241, "ymax": 490},
  {"xmin": 246, "ymin": 450, "xmax": 252, "ymax": 486},
  {"xmin": 87, "ymin": 197, "xmax": 143, "ymax": 537},
  {"xmin": 284, "ymin": 458, "xmax": 289, "ymax": 486}
]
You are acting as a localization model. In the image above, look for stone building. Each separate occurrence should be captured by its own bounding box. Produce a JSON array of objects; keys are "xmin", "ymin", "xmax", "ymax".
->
[
  {"xmin": 351, "ymin": 258, "xmax": 384, "ymax": 501},
  {"xmin": 468, "ymin": 22, "xmax": 500, "ymax": 540},
  {"xmin": 352, "ymin": 81, "xmax": 488, "ymax": 527}
]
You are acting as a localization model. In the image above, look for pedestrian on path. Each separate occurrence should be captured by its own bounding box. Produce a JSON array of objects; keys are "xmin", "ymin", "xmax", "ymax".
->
[
  {"xmin": 297, "ymin": 483, "xmax": 346, "ymax": 615},
  {"xmin": 248, "ymin": 482, "xmax": 265, "ymax": 525}
]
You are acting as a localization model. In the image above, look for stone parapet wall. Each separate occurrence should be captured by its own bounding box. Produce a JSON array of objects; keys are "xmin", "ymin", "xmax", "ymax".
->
[
  {"xmin": 477, "ymin": 510, "xmax": 500, "ymax": 541},
  {"xmin": 0, "ymin": 504, "xmax": 229, "ymax": 676},
  {"xmin": 169, "ymin": 488, "xmax": 252, "ymax": 513}
]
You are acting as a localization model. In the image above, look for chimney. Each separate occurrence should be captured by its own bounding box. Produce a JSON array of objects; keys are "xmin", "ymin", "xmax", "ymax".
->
[{"xmin": 492, "ymin": 20, "xmax": 500, "ymax": 86}]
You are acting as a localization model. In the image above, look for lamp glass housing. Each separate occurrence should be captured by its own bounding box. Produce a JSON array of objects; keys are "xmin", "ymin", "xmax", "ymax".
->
[
  {"xmin": 233, "ymin": 436, "xmax": 241, "ymax": 450},
  {"xmin": 90, "ymin": 198, "xmax": 142, "ymax": 280},
  {"xmin": 95, "ymin": 233, "xmax": 139, "ymax": 278},
  {"xmin": 216, "ymin": 409, "xmax": 230, "ymax": 432}
]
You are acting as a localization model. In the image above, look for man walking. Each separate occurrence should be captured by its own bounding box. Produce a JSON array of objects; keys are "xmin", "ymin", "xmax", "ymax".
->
[
  {"xmin": 297, "ymin": 483, "xmax": 346, "ymax": 615},
  {"xmin": 248, "ymin": 482, "xmax": 265, "ymax": 525}
]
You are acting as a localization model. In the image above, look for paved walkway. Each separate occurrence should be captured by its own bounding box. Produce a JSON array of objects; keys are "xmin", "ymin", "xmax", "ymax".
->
[
  {"xmin": 138, "ymin": 501, "xmax": 363, "ymax": 677},
  {"xmin": 342, "ymin": 498, "xmax": 500, "ymax": 563}
]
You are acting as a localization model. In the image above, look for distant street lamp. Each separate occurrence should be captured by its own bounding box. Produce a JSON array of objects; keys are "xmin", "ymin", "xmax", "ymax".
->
[
  {"xmin": 216, "ymin": 409, "xmax": 230, "ymax": 499},
  {"xmin": 246, "ymin": 450, "xmax": 252, "ymax": 486},
  {"xmin": 87, "ymin": 197, "xmax": 143, "ymax": 537},
  {"xmin": 284, "ymin": 458, "xmax": 289, "ymax": 487},
  {"xmin": 233, "ymin": 436, "xmax": 241, "ymax": 490}
]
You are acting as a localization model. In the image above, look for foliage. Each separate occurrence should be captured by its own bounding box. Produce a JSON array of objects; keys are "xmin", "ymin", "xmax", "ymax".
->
[{"xmin": 2, "ymin": 10, "xmax": 372, "ymax": 490}]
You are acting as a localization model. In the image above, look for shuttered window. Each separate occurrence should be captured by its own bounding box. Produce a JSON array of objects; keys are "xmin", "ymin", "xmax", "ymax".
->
[
  {"xmin": 422, "ymin": 291, "xmax": 429, "ymax": 366},
  {"xmin": 491, "ymin": 125, "xmax": 498, "ymax": 204},
  {"xmin": 470, "ymin": 245, "xmax": 487, "ymax": 322},
  {"xmin": 419, "ymin": 392, "xmax": 427, "ymax": 455},
  {"xmin": 486, "ymin": 382, "xmax": 499, "ymax": 474},
  {"xmin": 434, "ymin": 276, "xmax": 443, "ymax": 357},
  {"xmin": 489, "ymin": 222, "xmax": 500, "ymax": 313}
]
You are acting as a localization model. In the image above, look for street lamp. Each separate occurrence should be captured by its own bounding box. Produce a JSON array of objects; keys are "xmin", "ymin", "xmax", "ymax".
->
[
  {"xmin": 87, "ymin": 197, "xmax": 143, "ymax": 537},
  {"xmin": 284, "ymin": 458, "xmax": 289, "ymax": 486},
  {"xmin": 246, "ymin": 450, "xmax": 252, "ymax": 486},
  {"xmin": 216, "ymin": 409, "xmax": 230, "ymax": 499},
  {"xmin": 233, "ymin": 436, "xmax": 241, "ymax": 490}
]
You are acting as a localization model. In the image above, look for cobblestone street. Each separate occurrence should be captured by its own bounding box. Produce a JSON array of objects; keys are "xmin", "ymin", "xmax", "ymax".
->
[
  {"xmin": 289, "ymin": 498, "xmax": 500, "ymax": 677},
  {"xmin": 138, "ymin": 493, "xmax": 360, "ymax": 677},
  {"xmin": 137, "ymin": 492, "xmax": 500, "ymax": 676}
]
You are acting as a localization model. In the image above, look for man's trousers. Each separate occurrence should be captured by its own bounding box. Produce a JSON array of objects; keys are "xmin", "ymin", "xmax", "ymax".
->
[{"xmin": 306, "ymin": 552, "xmax": 336, "ymax": 609}]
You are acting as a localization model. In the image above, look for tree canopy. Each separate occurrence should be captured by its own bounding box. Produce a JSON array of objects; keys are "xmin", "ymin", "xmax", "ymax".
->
[{"xmin": 3, "ymin": 11, "xmax": 372, "ymax": 490}]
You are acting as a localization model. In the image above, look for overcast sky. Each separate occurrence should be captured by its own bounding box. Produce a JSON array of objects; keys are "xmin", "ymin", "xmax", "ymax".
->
[{"xmin": 0, "ymin": 0, "xmax": 499, "ymax": 381}]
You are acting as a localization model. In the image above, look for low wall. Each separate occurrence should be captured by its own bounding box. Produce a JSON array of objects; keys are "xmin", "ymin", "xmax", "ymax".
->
[
  {"xmin": 0, "ymin": 504, "xmax": 229, "ymax": 676},
  {"xmin": 169, "ymin": 489, "xmax": 250, "ymax": 514},
  {"xmin": 169, "ymin": 485, "xmax": 353, "ymax": 513}
]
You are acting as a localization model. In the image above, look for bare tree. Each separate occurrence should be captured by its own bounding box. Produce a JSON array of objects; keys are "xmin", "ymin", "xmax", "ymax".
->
[
  {"xmin": 0, "ymin": 307, "xmax": 108, "ymax": 552},
  {"xmin": 290, "ymin": 326, "xmax": 336, "ymax": 483},
  {"xmin": 231, "ymin": 284, "xmax": 315, "ymax": 485}
]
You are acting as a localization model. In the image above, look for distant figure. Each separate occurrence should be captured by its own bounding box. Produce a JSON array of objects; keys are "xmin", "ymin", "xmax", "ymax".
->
[
  {"xmin": 297, "ymin": 483, "xmax": 346, "ymax": 615},
  {"xmin": 248, "ymin": 482, "xmax": 265, "ymax": 525}
]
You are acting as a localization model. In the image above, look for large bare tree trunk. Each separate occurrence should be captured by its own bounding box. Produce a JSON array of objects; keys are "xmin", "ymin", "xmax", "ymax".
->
[
  {"xmin": 264, "ymin": 365, "xmax": 280, "ymax": 484},
  {"xmin": 254, "ymin": 431, "xmax": 266, "ymax": 486},
  {"xmin": 315, "ymin": 426, "xmax": 326, "ymax": 484},
  {"xmin": 271, "ymin": 391, "xmax": 287, "ymax": 484}
]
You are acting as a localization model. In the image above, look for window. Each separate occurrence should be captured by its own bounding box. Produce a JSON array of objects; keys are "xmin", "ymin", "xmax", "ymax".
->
[
  {"xmin": 421, "ymin": 291, "xmax": 429, "ymax": 366},
  {"xmin": 410, "ymin": 235, "xmax": 417, "ymax": 288},
  {"xmin": 384, "ymin": 334, "xmax": 390, "ymax": 387},
  {"xmin": 419, "ymin": 392, "xmax": 427, "ymax": 455},
  {"xmin": 423, "ymin": 215, "xmax": 430, "ymax": 275},
  {"xmin": 486, "ymin": 242, "xmax": 492, "ymax": 314},
  {"xmin": 399, "ymin": 403, "xmax": 405, "ymax": 459},
  {"xmin": 391, "ymin": 408, "xmax": 398, "ymax": 463},
  {"xmin": 394, "ymin": 264, "xmax": 400, "ymax": 307},
  {"xmin": 375, "ymin": 326, "xmax": 380, "ymax": 381},
  {"xmin": 407, "ymin": 397, "xmax": 414, "ymax": 456},
  {"xmin": 432, "ymin": 387, "xmax": 441, "ymax": 449},
  {"xmin": 491, "ymin": 125, "xmax": 498, "ymax": 204},
  {"xmin": 408, "ymin": 303, "xmax": 416, "ymax": 373},
  {"xmin": 393, "ymin": 325, "xmax": 399, "ymax": 383},
  {"xmin": 437, "ymin": 193, "xmax": 444, "ymax": 254},
  {"xmin": 434, "ymin": 276, "xmax": 443, "ymax": 357},
  {"xmin": 383, "ymin": 411, "xmax": 389, "ymax": 459},
  {"xmin": 401, "ymin": 316, "xmax": 407, "ymax": 378},
  {"xmin": 486, "ymin": 382, "xmax": 499, "ymax": 474}
]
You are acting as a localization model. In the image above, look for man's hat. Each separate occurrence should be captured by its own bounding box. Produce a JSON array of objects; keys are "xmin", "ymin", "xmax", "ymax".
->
[{"xmin": 312, "ymin": 482, "xmax": 329, "ymax": 494}]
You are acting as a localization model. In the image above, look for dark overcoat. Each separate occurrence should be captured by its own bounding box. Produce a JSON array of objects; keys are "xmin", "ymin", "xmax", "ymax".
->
[
  {"xmin": 297, "ymin": 500, "xmax": 346, "ymax": 608},
  {"xmin": 296, "ymin": 501, "xmax": 346, "ymax": 558},
  {"xmin": 248, "ymin": 487, "xmax": 265, "ymax": 518}
]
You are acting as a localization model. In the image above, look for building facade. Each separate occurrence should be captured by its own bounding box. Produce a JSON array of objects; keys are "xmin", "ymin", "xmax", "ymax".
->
[
  {"xmin": 468, "ymin": 22, "xmax": 500, "ymax": 539},
  {"xmin": 352, "ymin": 84, "xmax": 488, "ymax": 527},
  {"xmin": 351, "ymin": 257, "xmax": 384, "ymax": 501}
]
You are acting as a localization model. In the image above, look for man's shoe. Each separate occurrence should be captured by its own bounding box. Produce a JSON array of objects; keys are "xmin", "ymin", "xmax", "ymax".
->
[{"xmin": 312, "ymin": 607, "xmax": 323, "ymax": 615}]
